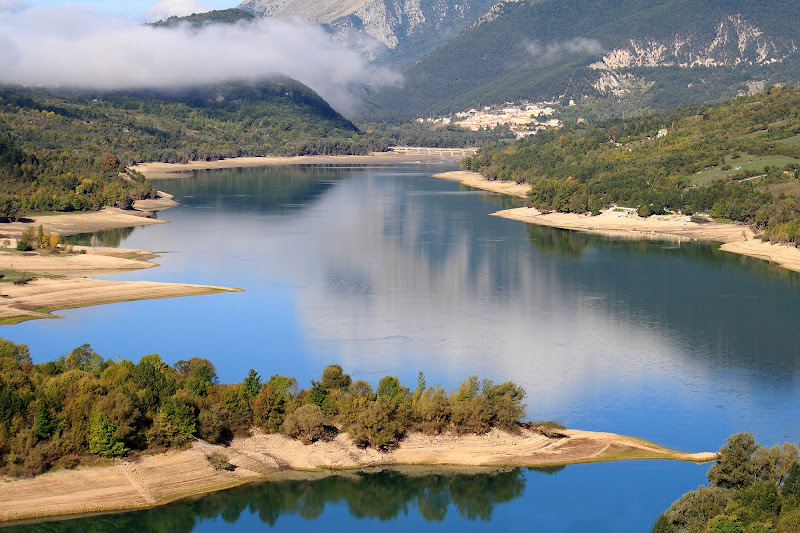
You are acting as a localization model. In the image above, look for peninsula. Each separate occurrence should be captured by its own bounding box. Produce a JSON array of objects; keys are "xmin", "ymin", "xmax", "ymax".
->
[{"xmin": 0, "ymin": 427, "xmax": 714, "ymax": 523}]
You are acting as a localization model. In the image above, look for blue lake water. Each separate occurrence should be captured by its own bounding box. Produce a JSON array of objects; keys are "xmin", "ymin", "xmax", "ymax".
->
[{"xmin": 5, "ymin": 164, "xmax": 800, "ymax": 531}]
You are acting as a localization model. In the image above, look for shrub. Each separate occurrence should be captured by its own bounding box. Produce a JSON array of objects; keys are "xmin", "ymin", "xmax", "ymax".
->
[
  {"xmin": 206, "ymin": 452, "xmax": 234, "ymax": 471},
  {"xmin": 415, "ymin": 386, "xmax": 451, "ymax": 435},
  {"xmin": 282, "ymin": 403, "xmax": 325, "ymax": 445},
  {"xmin": 350, "ymin": 396, "xmax": 408, "ymax": 450},
  {"xmin": 197, "ymin": 408, "xmax": 233, "ymax": 445}
]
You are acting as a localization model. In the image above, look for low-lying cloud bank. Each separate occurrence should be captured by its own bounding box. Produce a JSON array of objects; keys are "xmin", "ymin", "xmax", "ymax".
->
[
  {"xmin": 0, "ymin": 4, "xmax": 399, "ymax": 112},
  {"xmin": 524, "ymin": 37, "xmax": 604, "ymax": 63}
]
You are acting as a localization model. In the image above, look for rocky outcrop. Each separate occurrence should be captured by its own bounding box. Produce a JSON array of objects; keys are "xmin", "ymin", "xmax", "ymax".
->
[{"xmin": 589, "ymin": 14, "xmax": 797, "ymax": 96}]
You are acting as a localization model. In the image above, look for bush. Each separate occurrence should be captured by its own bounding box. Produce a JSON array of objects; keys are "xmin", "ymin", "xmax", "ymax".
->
[
  {"xmin": 350, "ymin": 397, "xmax": 407, "ymax": 450},
  {"xmin": 282, "ymin": 404, "xmax": 326, "ymax": 445},
  {"xmin": 197, "ymin": 408, "xmax": 233, "ymax": 445},
  {"xmin": 206, "ymin": 452, "xmax": 234, "ymax": 471},
  {"xmin": 416, "ymin": 387, "xmax": 451, "ymax": 435}
]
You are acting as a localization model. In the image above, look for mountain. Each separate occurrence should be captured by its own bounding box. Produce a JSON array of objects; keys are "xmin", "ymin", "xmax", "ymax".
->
[
  {"xmin": 149, "ymin": 8, "xmax": 255, "ymax": 27},
  {"xmin": 239, "ymin": 0, "xmax": 498, "ymax": 69},
  {"xmin": 362, "ymin": 0, "xmax": 800, "ymax": 119},
  {"xmin": 0, "ymin": 78, "xmax": 367, "ymax": 166}
]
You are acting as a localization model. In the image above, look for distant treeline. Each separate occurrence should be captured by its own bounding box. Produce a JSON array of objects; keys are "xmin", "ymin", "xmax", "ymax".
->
[
  {"xmin": 0, "ymin": 338, "xmax": 528, "ymax": 478},
  {"xmin": 363, "ymin": 121, "xmax": 517, "ymax": 148},
  {"xmin": 653, "ymin": 432, "xmax": 800, "ymax": 532},
  {"xmin": 0, "ymin": 133, "xmax": 155, "ymax": 221},
  {"xmin": 462, "ymin": 86, "xmax": 800, "ymax": 245}
]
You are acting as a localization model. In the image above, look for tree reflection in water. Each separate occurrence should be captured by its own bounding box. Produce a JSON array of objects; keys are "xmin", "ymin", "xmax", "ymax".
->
[{"xmin": 11, "ymin": 466, "xmax": 560, "ymax": 532}]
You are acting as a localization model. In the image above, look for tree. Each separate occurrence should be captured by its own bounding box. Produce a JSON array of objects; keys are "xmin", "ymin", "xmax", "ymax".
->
[
  {"xmin": 320, "ymin": 364, "xmax": 351, "ymax": 390},
  {"xmin": 88, "ymin": 413, "xmax": 127, "ymax": 456},
  {"xmin": 282, "ymin": 404, "xmax": 326, "ymax": 444},
  {"xmin": 66, "ymin": 343, "xmax": 101, "ymax": 372},
  {"xmin": 416, "ymin": 386, "xmax": 451, "ymax": 435},
  {"xmin": 0, "ymin": 338, "xmax": 31, "ymax": 364},
  {"xmin": 708, "ymin": 432, "xmax": 759, "ymax": 490},
  {"xmin": 349, "ymin": 396, "xmax": 408, "ymax": 450},
  {"xmin": 253, "ymin": 375, "xmax": 297, "ymax": 431},
  {"xmin": 242, "ymin": 369, "xmax": 261, "ymax": 397},
  {"xmin": 376, "ymin": 375, "xmax": 405, "ymax": 402},
  {"xmin": 16, "ymin": 229, "xmax": 32, "ymax": 251},
  {"xmin": 752, "ymin": 442, "xmax": 798, "ymax": 485}
]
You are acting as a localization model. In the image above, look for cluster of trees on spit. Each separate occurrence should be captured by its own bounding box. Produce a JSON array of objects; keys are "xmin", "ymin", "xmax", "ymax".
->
[
  {"xmin": 654, "ymin": 433, "xmax": 800, "ymax": 532},
  {"xmin": 462, "ymin": 87, "xmax": 800, "ymax": 245},
  {"xmin": 0, "ymin": 133, "xmax": 155, "ymax": 222},
  {"xmin": 0, "ymin": 338, "xmax": 529, "ymax": 478}
]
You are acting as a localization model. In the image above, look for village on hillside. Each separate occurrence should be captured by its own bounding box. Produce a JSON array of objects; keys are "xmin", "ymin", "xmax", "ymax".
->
[{"xmin": 418, "ymin": 100, "xmax": 568, "ymax": 138}]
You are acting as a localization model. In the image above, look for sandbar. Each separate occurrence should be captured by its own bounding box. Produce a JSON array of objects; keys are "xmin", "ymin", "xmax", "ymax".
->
[
  {"xmin": 0, "ymin": 193, "xmax": 178, "ymax": 239},
  {"xmin": 0, "ymin": 427, "xmax": 714, "ymax": 523},
  {"xmin": 133, "ymin": 152, "xmax": 465, "ymax": 179},
  {"xmin": 435, "ymin": 170, "xmax": 800, "ymax": 274},
  {"xmin": 0, "ymin": 243, "xmax": 241, "ymax": 324}
]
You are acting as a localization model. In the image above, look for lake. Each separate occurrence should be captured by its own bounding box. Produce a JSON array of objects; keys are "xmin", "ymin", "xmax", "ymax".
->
[{"xmin": 5, "ymin": 164, "xmax": 800, "ymax": 531}]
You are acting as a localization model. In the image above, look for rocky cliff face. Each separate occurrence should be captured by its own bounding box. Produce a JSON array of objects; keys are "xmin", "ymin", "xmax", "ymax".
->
[
  {"xmin": 240, "ymin": 0, "xmax": 497, "ymax": 67},
  {"xmin": 589, "ymin": 14, "xmax": 797, "ymax": 97}
]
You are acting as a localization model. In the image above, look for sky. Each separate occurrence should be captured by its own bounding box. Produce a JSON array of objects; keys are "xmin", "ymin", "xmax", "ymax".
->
[
  {"xmin": 0, "ymin": 0, "xmax": 398, "ymax": 112},
  {"xmin": 18, "ymin": 0, "xmax": 237, "ymax": 21}
]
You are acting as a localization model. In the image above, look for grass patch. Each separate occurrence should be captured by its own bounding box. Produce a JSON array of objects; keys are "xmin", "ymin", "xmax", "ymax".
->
[
  {"xmin": 762, "ymin": 180, "xmax": 800, "ymax": 197},
  {"xmin": 690, "ymin": 154, "xmax": 800, "ymax": 186},
  {"xmin": 776, "ymin": 134, "xmax": 800, "ymax": 147},
  {"xmin": 0, "ymin": 269, "xmax": 59, "ymax": 284}
]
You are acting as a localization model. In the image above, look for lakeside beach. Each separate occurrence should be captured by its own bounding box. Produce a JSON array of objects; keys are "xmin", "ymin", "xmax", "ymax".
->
[
  {"xmin": 132, "ymin": 152, "xmax": 465, "ymax": 179},
  {"xmin": 434, "ymin": 170, "xmax": 800, "ymax": 274},
  {"xmin": 0, "ymin": 427, "xmax": 714, "ymax": 524},
  {"xmin": 0, "ymin": 243, "xmax": 241, "ymax": 324},
  {"xmin": 0, "ymin": 191, "xmax": 239, "ymax": 325}
]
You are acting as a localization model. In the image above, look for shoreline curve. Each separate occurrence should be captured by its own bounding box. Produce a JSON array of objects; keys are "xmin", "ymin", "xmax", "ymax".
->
[
  {"xmin": 434, "ymin": 170, "xmax": 800, "ymax": 274},
  {"xmin": 0, "ymin": 427, "xmax": 715, "ymax": 524}
]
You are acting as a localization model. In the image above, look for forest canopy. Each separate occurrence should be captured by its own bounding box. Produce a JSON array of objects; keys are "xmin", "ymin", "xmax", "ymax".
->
[{"xmin": 0, "ymin": 339, "xmax": 529, "ymax": 478}]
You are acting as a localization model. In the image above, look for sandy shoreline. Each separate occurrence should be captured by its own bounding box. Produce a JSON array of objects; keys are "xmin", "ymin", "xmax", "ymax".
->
[
  {"xmin": 132, "ymin": 152, "xmax": 464, "ymax": 179},
  {"xmin": 0, "ymin": 427, "xmax": 714, "ymax": 523},
  {"xmin": 0, "ymin": 192, "xmax": 178, "ymax": 239},
  {"xmin": 0, "ymin": 243, "xmax": 242, "ymax": 324},
  {"xmin": 435, "ymin": 170, "xmax": 800, "ymax": 274}
]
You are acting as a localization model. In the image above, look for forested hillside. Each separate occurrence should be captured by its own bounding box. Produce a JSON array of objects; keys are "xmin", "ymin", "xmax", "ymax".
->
[
  {"xmin": 0, "ymin": 338, "xmax": 528, "ymax": 478},
  {"xmin": 0, "ymin": 80, "xmax": 385, "ymax": 219},
  {"xmin": 462, "ymin": 87, "xmax": 800, "ymax": 244},
  {"xmin": 364, "ymin": 0, "xmax": 800, "ymax": 119}
]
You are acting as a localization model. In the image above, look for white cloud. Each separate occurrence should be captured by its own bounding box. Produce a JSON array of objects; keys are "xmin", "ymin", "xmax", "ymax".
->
[
  {"xmin": 144, "ymin": 0, "xmax": 209, "ymax": 22},
  {"xmin": 0, "ymin": 4, "xmax": 399, "ymax": 112},
  {"xmin": 525, "ymin": 37, "xmax": 604, "ymax": 62}
]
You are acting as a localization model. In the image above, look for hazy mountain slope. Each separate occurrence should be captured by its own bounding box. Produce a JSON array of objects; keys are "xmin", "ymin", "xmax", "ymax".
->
[
  {"xmin": 240, "ymin": 0, "xmax": 498, "ymax": 69},
  {"xmin": 0, "ymin": 78, "xmax": 363, "ymax": 167},
  {"xmin": 363, "ymin": 0, "xmax": 800, "ymax": 119},
  {"xmin": 149, "ymin": 8, "xmax": 255, "ymax": 27}
]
